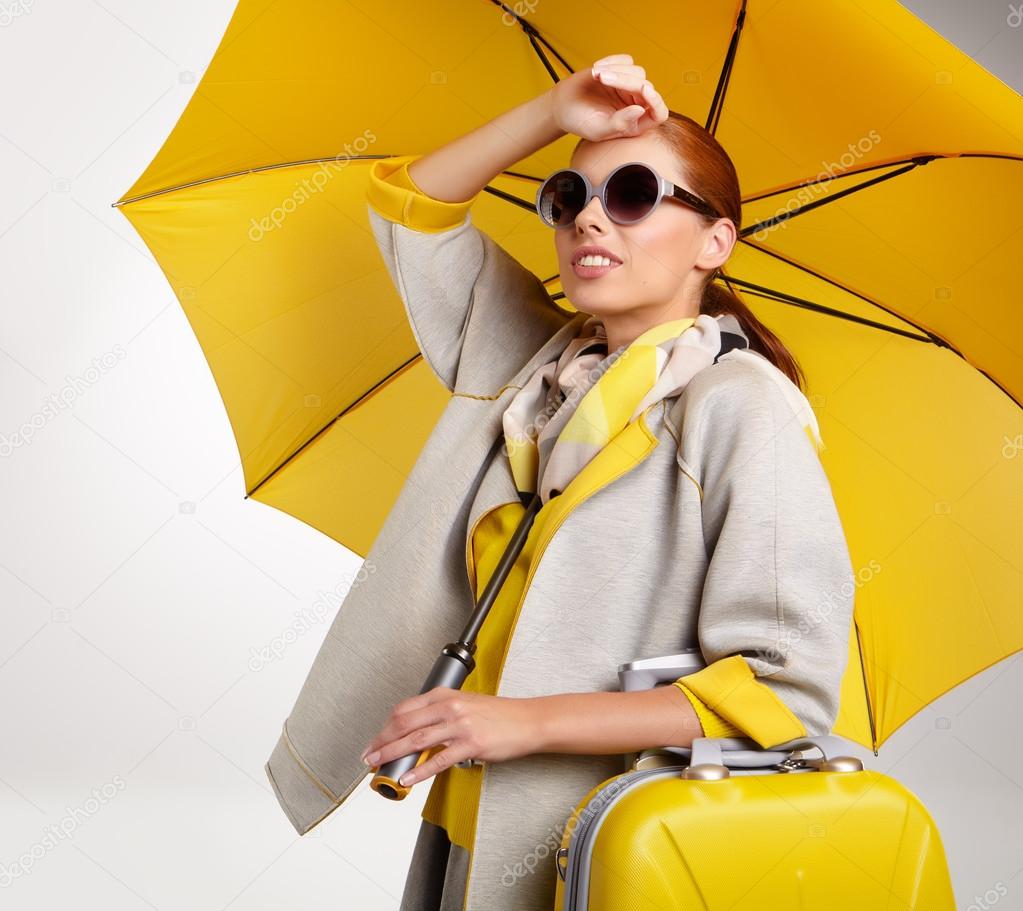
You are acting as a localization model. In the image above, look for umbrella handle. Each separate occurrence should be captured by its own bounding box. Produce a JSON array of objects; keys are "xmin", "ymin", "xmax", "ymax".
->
[
  {"xmin": 370, "ymin": 491, "xmax": 545, "ymax": 800},
  {"xmin": 370, "ymin": 642, "xmax": 475, "ymax": 800}
]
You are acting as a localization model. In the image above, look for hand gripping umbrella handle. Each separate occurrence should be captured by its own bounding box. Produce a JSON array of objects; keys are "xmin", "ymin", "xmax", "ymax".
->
[
  {"xmin": 370, "ymin": 642, "xmax": 475, "ymax": 800},
  {"xmin": 370, "ymin": 490, "xmax": 546, "ymax": 801}
]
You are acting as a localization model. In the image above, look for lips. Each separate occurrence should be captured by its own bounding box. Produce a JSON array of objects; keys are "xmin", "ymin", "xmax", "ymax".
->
[
  {"xmin": 571, "ymin": 244, "xmax": 623, "ymax": 280},
  {"xmin": 572, "ymin": 259, "xmax": 622, "ymax": 280},
  {"xmin": 571, "ymin": 245, "xmax": 623, "ymax": 266}
]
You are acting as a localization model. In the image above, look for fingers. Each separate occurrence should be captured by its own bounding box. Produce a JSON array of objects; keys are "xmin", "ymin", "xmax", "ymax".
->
[
  {"xmin": 592, "ymin": 63, "xmax": 668, "ymax": 117},
  {"xmin": 583, "ymin": 55, "xmax": 671, "ymax": 139},
  {"xmin": 611, "ymin": 104, "xmax": 648, "ymax": 136},
  {"xmin": 592, "ymin": 53, "xmax": 633, "ymax": 68},
  {"xmin": 361, "ymin": 691, "xmax": 452, "ymax": 762},
  {"xmin": 398, "ymin": 743, "xmax": 470, "ymax": 787},
  {"xmin": 591, "ymin": 64, "xmax": 647, "ymax": 90},
  {"xmin": 365, "ymin": 721, "xmax": 450, "ymax": 769},
  {"xmin": 637, "ymin": 80, "xmax": 669, "ymax": 125}
]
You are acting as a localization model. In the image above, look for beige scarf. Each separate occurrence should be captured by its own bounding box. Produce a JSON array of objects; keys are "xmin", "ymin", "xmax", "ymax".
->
[{"xmin": 502, "ymin": 312, "xmax": 823, "ymax": 504}]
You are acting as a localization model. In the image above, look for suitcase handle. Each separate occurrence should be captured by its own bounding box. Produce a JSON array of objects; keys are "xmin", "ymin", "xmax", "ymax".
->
[
  {"xmin": 689, "ymin": 733, "xmax": 855, "ymax": 768},
  {"xmin": 619, "ymin": 653, "xmax": 864, "ymax": 773},
  {"xmin": 681, "ymin": 734, "xmax": 864, "ymax": 779}
]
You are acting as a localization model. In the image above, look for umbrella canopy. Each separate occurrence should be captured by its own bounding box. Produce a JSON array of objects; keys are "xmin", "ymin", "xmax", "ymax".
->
[{"xmin": 114, "ymin": 0, "xmax": 1023, "ymax": 754}]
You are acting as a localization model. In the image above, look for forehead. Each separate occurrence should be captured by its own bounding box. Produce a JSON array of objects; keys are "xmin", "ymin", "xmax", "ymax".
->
[{"xmin": 569, "ymin": 135, "xmax": 685, "ymax": 185}]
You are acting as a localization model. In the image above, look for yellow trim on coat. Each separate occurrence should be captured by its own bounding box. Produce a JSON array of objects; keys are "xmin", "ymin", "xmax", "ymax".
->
[
  {"xmin": 674, "ymin": 654, "xmax": 809, "ymax": 748},
  {"xmin": 366, "ymin": 154, "xmax": 481, "ymax": 232},
  {"xmin": 425, "ymin": 405, "xmax": 665, "ymax": 850},
  {"xmin": 423, "ymin": 497, "xmax": 559, "ymax": 850}
]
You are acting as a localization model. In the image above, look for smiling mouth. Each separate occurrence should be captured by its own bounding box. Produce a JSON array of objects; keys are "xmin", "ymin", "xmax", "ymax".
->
[{"xmin": 572, "ymin": 258, "xmax": 622, "ymax": 279}]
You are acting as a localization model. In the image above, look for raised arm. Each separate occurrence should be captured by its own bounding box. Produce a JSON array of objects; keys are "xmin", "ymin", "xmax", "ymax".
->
[
  {"xmin": 405, "ymin": 51, "xmax": 666, "ymax": 202},
  {"xmin": 404, "ymin": 92, "xmax": 564, "ymax": 205},
  {"xmin": 365, "ymin": 54, "xmax": 671, "ymax": 397}
]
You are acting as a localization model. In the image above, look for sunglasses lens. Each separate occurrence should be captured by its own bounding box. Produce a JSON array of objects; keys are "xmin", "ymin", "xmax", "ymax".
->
[
  {"xmin": 538, "ymin": 170, "xmax": 586, "ymax": 228},
  {"xmin": 606, "ymin": 164, "xmax": 659, "ymax": 223}
]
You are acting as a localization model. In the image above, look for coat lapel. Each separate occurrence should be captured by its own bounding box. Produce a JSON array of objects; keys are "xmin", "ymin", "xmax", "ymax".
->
[
  {"xmin": 460, "ymin": 305, "xmax": 734, "ymax": 596},
  {"xmin": 461, "ymin": 310, "xmax": 590, "ymax": 591},
  {"xmin": 463, "ymin": 395, "xmax": 665, "ymax": 597},
  {"xmin": 526, "ymin": 399, "xmax": 663, "ymax": 567}
]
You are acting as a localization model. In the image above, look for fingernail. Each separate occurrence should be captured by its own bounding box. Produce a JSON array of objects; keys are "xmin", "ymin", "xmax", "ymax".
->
[
  {"xmin": 365, "ymin": 750, "xmax": 379, "ymax": 765},
  {"xmin": 600, "ymin": 72, "xmax": 618, "ymax": 84},
  {"xmin": 399, "ymin": 772, "xmax": 413, "ymax": 786}
]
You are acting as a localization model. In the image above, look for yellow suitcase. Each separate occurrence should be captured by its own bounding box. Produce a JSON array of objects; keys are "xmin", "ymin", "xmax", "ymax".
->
[{"xmin": 553, "ymin": 653, "xmax": 957, "ymax": 910}]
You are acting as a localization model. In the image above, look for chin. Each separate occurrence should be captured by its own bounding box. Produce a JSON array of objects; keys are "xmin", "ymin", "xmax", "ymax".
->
[{"xmin": 562, "ymin": 282, "xmax": 605, "ymax": 308}]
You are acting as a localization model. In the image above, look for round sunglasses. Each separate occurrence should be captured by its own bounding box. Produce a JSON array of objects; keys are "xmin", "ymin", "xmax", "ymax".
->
[{"xmin": 535, "ymin": 161, "xmax": 721, "ymax": 229}]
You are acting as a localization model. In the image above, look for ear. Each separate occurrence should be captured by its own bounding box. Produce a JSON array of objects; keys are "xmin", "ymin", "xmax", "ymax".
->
[{"xmin": 694, "ymin": 218, "xmax": 737, "ymax": 273}]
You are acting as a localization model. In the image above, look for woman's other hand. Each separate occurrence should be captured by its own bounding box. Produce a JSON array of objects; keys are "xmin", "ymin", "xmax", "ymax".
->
[
  {"xmin": 359, "ymin": 688, "xmax": 540, "ymax": 787},
  {"xmin": 549, "ymin": 53, "xmax": 669, "ymax": 142}
]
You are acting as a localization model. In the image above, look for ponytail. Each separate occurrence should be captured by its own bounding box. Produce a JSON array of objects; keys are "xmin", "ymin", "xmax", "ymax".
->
[
  {"xmin": 653, "ymin": 112, "xmax": 808, "ymax": 393},
  {"xmin": 701, "ymin": 270, "xmax": 807, "ymax": 392}
]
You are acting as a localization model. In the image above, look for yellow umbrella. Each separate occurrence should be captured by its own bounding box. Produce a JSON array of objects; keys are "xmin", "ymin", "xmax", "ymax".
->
[{"xmin": 113, "ymin": 0, "xmax": 1023, "ymax": 755}]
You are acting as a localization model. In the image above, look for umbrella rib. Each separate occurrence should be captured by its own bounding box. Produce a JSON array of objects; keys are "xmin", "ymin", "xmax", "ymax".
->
[
  {"xmin": 491, "ymin": 0, "xmax": 574, "ymax": 82},
  {"xmin": 481, "ymin": 184, "xmax": 537, "ymax": 212},
  {"xmin": 854, "ymin": 619, "xmax": 880, "ymax": 756},
  {"xmin": 244, "ymin": 352, "xmax": 421, "ymax": 500},
  {"xmin": 547, "ymin": 270, "xmax": 1019, "ymax": 394},
  {"xmin": 744, "ymin": 155, "xmax": 939, "ymax": 205},
  {"xmin": 741, "ymin": 157, "xmax": 935, "ymax": 236},
  {"xmin": 112, "ymin": 154, "xmax": 399, "ymax": 208},
  {"xmin": 706, "ymin": 0, "xmax": 748, "ymax": 136},
  {"xmin": 726, "ymin": 278, "xmax": 935, "ymax": 342},
  {"xmin": 741, "ymin": 152, "xmax": 1023, "ymax": 235},
  {"xmin": 725, "ymin": 277, "xmax": 1021, "ymax": 409},
  {"xmin": 736, "ymin": 237, "xmax": 1023, "ymax": 409},
  {"xmin": 737, "ymin": 236, "xmax": 941, "ymax": 335}
]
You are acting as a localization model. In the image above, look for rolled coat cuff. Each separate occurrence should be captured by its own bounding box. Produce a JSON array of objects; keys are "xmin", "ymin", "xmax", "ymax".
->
[
  {"xmin": 671, "ymin": 680, "xmax": 746, "ymax": 739},
  {"xmin": 366, "ymin": 154, "xmax": 481, "ymax": 232},
  {"xmin": 676, "ymin": 655, "xmax": 809, "ymax": 748}
]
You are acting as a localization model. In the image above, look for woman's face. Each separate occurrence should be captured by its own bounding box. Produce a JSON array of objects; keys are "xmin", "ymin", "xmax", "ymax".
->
[{"xmin": 554, "ymin": 133, "xmax": 733, "ymax": 334}]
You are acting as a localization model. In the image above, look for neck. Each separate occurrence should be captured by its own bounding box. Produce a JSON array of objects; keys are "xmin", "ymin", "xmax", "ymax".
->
[{"xmin": 601, "ymin": 306, "xmax": 702, "ymax": 355}]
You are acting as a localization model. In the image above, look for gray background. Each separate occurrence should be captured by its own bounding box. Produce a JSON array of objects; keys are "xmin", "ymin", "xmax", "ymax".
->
[{"xmin": 0, "ymin": 1, "xmax": 1020, "ymax": 908}]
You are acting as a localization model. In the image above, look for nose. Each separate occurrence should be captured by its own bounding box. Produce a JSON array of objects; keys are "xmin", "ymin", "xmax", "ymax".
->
[{"xmin": 575, "ymin": 194, "xmax": 608, "ymax": 233}]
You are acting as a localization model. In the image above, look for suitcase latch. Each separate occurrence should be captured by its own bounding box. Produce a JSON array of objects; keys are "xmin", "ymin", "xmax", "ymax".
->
[{"xmin": 555, "ymin": 847, "xmax": 569, "ymax": 881}]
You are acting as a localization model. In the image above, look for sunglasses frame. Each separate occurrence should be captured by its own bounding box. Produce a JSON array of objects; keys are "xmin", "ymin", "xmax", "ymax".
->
[{"xmin": 535, "ymin": 160, "xmax": 722, "ymax": 229}]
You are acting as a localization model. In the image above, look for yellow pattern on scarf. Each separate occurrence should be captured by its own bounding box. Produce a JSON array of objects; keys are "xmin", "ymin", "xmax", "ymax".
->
[{"xmin": 507, "ymin": 317, "xmax": 698, "ymax": 495}]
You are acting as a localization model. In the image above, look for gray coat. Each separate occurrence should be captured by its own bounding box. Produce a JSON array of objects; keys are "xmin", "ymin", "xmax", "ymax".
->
[{"xmin": 264, "ymin": 203, "xmax": 857, "ymax": 910}]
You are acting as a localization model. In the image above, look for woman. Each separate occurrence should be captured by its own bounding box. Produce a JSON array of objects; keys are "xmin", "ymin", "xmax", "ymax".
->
[{"xmin": 349, "ymin": 54, "xmax": 855, "ymax": 911}]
